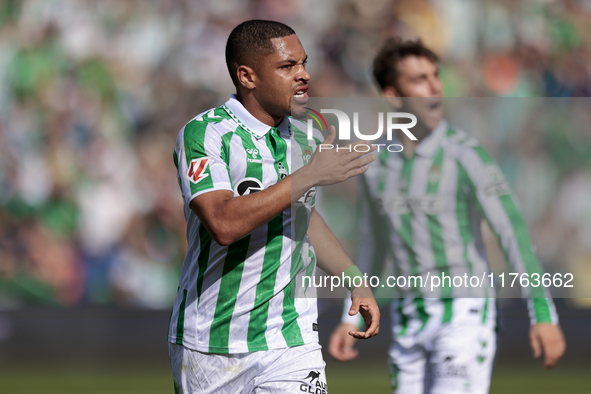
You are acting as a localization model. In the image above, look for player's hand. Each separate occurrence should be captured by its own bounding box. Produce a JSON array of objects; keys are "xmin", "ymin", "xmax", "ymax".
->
[
  {"xmin": 328, "ymin": 323, "xmax": 359, "ymax": 361},
  {"xmin": 529, "ymin": 323, "xmax": 566, "ymax": 369},
  {"xmin": 306, "ymin": 125, "xmax": 376, "ymax": 186},
  {"xmin": 348, "ymin": 286, "xmax": 380, "ymax": 339}
]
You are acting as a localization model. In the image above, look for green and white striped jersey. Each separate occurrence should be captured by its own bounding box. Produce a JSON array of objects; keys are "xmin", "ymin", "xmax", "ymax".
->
[
  {"xmin": 169, "ymin": 95, "xmax": 323, "ymax": 354},
  {"xmin": 343, "ymin": 120, "xmax": 557, "ymax": 329}
]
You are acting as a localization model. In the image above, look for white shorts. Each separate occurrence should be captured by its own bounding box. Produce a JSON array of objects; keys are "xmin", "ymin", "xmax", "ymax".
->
[
  {"xmin": 389, "ymin": 299, "xmax": 497, "ymax": 394},
  {"xmin": 169, "ymin": 342, "xmax": 327, "ymax": 394}
]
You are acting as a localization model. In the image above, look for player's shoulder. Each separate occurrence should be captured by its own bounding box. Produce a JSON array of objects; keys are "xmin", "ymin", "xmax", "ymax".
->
[
  {"xmin": 180, "ymin": 106, "xmax": 236, "ymax": 141},
  {"xmin": 442, "ymin": 126, "xmax": 489, "ymax": 163},
  {"xmin": 289, "ymin": 117, "xmax": 324, "ymax": 143},
  {"xmin": 442, "ymin": 127, "xmax": 504, "ymax": 186}
]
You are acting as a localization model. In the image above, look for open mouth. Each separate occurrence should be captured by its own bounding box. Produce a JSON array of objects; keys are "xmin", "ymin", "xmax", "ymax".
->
[
  {"xmin": 293, "ymin": 85, "xmax": 309, "ymax": 104},
  {"xmin": 429, "ymin": 99, "xmax": 443, "ymax": 110}
]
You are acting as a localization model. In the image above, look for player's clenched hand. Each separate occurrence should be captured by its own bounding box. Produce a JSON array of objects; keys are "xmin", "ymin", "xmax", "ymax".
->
[
  {"xmin": 306, "ymin": 125, "xmax": 376, "ymax": 186},
  {"xmin": 529, "ymin": 323, "xmax": 566, "ymax": 369},
  {"xmin": 347, "ymin": 286, "xmax": 380, "ymax": 339},
  {"xmin": 328, "ymin": 323, "xmax": 359, "ymax": 362}
]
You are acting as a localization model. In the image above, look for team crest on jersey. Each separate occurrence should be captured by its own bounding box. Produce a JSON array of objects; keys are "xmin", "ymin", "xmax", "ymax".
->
[
  {"xmin": 428, "ymin": 166, "xmax": 441, "ymax": 184},
  {"xmin": 399, "ymin": 177, "xmax": 408, "ymax": 192},
  {"xmin": 234, "ymin": 177, "xmax": 263, "ymax": 195},
  {"xmin": 302, "ymin": 147, "xmax": 312, "ymax": 164},
  {"xmin": 187, "ymin": 157, "xmax": 210, "ymax": 184},
  {"xmin": 277, "ymin": 161, "xmax": 288, "ymax": 179}
]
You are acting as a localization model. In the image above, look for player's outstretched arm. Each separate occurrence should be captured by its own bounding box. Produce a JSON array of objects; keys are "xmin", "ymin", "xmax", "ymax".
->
[
  {"xmin": 459, "ymin": 145, "xmax": 565, "ymax": 368},
  {"xmin": 530, "ymin": 323, "xmax": 566, "ymax": 369},
  {"xmin": 307, "ymin": 209, "xmax": 380, "ymax": 340},
  {"xmin": 190, "ymin": 126, "xmax": 376, "ymax": 246},
  {"xmin": 329, "ymin": 175, "xmax": 386, "ymax": 361}
]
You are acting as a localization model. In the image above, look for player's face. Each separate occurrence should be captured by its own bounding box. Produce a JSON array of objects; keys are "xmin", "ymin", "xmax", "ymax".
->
[
  {"xmin": 386, "ymin": 55, "xmax": 443, "ymax": 131},
  {"xmin": 254, "ymin": 34, "xmax": 310, "ymax": 120}
]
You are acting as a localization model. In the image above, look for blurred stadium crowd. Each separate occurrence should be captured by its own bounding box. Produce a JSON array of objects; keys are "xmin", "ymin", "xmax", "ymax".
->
[{"xmin": 0, "ymin": 0, "xmax": 591, "ymax": 309}]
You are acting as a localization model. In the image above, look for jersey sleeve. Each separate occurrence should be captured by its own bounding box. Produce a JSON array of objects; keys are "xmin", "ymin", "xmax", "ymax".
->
[
  {"xmin": 174, "ymin": 119, "xmax": 233, "ymax": 206},
  {"xmin": 459, "ymin": 144, "xmax": 558, "ymax": 325}
]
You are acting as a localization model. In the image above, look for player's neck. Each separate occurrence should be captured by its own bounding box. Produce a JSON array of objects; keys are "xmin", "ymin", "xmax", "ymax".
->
[
  {"xmin": 399, "ymin": 122, "xmax": 433, "ymax": 159},
  {"xmin": 236, "ymin": 91, "xmax": 283, "ymax": 127}
]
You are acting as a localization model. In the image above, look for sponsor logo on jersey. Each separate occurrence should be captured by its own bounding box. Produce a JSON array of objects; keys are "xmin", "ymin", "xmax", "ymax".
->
[
  {"xmin": 298, "ymin": 187, "xmax": 316, "ymax": 205},
  {"xmin": 380, "ymin": 196, "xmax": 445, "ymax": 215},
  {"xmin": 278, "ymin": 161, "xmax": 288, "ymax": 180},
  {"xmin": 436, "ymin": 356, "xmax": 468, "ymax": 379},
  {"xmin": 300, "ymin": 370, "xmax": 327, "ymax": 394},
  {"xmin": 234, "ymin": 177, "xmax": 263, "ymax": 195},
  {"xmin": 187, "ymin": 157, "xmax": 210, "ymax": 184},
  {"xmin": 246, "ymin": 148, "xmax": 263, "ymax": 163}
]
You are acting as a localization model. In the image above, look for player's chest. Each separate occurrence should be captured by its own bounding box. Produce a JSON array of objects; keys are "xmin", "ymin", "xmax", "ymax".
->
[
  {"xmin": 226, "ymin": 134, "xmax": 313, "ymax": 199},
  {"xmin": 369, "ymin": 155, "xmax": 458, "ymax": 216}
]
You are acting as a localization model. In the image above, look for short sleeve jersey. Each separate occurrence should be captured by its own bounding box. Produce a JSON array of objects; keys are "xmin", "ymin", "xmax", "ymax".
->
[{"xmin": 168, "ymin": 95, "xmax": 324, "ymax": 354}]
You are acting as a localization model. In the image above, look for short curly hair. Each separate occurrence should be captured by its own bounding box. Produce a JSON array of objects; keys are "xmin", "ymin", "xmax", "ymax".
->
[
  {"xmin": 373, "ymin": 38, "xmax": 439, "ymax": 90},
  {"xmin": 226, "ymin": 20, "xmax": 296, "ymax": 87}
]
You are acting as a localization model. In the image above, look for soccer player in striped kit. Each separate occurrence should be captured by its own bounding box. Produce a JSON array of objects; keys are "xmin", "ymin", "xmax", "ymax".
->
[
  {"xmin": 328, "ymin": 38, "xmax": 565, "ymax": 394},
  {"xmin": 168, "ymin": 20, "xmax": 380, "ymax": 393}
]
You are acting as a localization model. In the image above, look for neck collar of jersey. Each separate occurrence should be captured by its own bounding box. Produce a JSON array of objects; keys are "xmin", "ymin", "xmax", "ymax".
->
[
  {"xmin": 414, "ymin": 119, "xmax": 447, "ymax": 157},
  {"xmin": 223, "ymin": 94, "xmax": 290, "ymax": 139}
]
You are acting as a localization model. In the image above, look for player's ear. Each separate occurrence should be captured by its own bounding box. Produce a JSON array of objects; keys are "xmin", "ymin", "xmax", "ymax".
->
[
  {"xmin": 237, "ymin": 65, "xmax": 257, "ymax": 90},
  {"xmin": 381, "ymin": 86, "xmax": 402, "ymax": 109}
]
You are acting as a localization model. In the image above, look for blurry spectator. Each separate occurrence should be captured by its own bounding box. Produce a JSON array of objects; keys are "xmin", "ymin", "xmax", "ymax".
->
[
  {"xmin": 1, "ymin": 0, "xmax": 591, "ymax": 308},
  {"xmin": 109, "ymin": 214, "xmax": 180, "ymax": 309}
]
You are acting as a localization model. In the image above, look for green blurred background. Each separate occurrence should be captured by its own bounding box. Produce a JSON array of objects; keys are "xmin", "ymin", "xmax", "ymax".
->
[{"xmin": 1, "ymin": 0, "xmax": 591, "ymax": 393}]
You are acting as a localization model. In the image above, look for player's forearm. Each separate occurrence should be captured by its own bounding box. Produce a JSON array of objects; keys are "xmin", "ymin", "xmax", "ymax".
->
[
  {"xmin": 290, "ymin": 165, "xmax": 321, "ymax": 204},
  {"xmin": 307, "ymin": 209, "xmax": 355, "ymax": 275},
  {"xmin": 480, "ymin": 203, "xmax": 558, "ymax": 324},
  {"xmin": 198, "ymin": 170, "xmax": 317, "ymax": 246}
]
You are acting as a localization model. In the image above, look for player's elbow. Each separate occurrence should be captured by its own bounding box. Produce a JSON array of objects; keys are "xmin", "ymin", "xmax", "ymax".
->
[
  {"xmin": 194, "ymin": 209, "xmax": 238, "ymax": 246},
  {"xmin": 207, "ymin": 224, "xmax": 239, "ymax": 246},
  {"xmin": 214, "ymin": 233, "xmax": 234, "ymax": 246}
]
